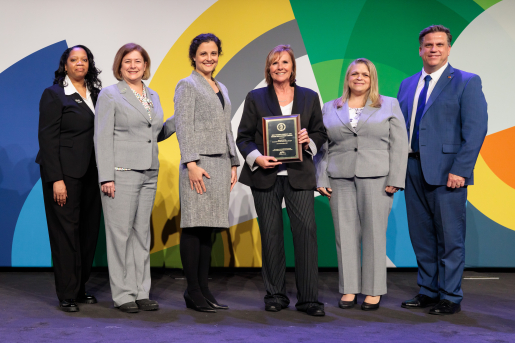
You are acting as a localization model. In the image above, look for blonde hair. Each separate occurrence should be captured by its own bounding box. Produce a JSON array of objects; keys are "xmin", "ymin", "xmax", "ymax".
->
[
  {"xmin": 112, "ymin": 43, "xmax": 151, "ymax": 81},
  {"xmin": 264, "ymin": 45, "xmax": 296, "ymax": 86},
  {"xmin": 335, "ymin": 58, "xmax": 382, "ymax": 108}
]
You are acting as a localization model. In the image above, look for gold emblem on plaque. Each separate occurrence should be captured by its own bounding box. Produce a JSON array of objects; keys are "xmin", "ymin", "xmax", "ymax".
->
[{"xmin": 277, "ymin": 123, "xmax": 286, "ymax": 131}]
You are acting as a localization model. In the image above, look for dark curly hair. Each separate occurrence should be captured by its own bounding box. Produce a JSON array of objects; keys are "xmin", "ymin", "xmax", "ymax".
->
[
  {"xmin": 53, "ymin": 45, "xmax": 102, "ymax": 98},
  {"xmin": 188, "ymin": 33, "xmax": 222, "ymax": 71}
]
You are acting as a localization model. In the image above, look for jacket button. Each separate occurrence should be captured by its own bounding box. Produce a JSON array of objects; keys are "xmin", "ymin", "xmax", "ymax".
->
[
  {"xmin": 148, "ymin": 123, "xmax": 151, "ymax": 128},
  {"xmin": 354, "ymin": 133, "xmax": 357, "ymax": 137},
  {"xmin": 354, "ymin": 148, "xmax": 357, "ymax": 151},
  {"xmin": 148, "ymin": 140, "xmax": 151, "ymax": 143}
]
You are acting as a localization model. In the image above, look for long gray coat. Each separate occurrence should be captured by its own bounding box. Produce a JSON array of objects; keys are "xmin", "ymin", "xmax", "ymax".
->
[
  {"xmin": 315, "ymin": 96, "xmax": 408, "ymax": 189},
  {"xmin": 174, "ymin": 71, "xmax": 239, "ymax": 228}
]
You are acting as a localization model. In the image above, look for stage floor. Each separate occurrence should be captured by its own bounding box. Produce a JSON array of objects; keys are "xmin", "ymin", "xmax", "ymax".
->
[{"xmin": 0, "ymin": 270, "xmax": 513, "ymax": 342}]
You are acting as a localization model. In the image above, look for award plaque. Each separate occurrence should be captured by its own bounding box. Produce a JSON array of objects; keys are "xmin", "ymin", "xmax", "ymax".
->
[{"xmin": 262, "ymin": 114, "xmax": 303, "ymax": 163}]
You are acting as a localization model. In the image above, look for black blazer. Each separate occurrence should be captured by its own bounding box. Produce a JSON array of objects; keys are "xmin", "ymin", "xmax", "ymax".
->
[
  {"xmin": 36, "ymin": 84, "xmax": 97, "ymax": 183},
  {"xmin": 237, "ymin": 84, "xmax": 327, "ymax": 190}
]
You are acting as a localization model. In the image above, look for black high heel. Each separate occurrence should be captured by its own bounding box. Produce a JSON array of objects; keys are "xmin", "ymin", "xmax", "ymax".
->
[
  {"xmin": 338, "ymin": 294, "xmax": 358, "ymax": 309},
  {"xmin": 205, "ymin": 297, "xmax": 229, "ymax": 310},
  {"xmin": 361, "ymin": 295, "xmax": 381, "ymax": 311},
  {"xmin": 183, "ymin": 290, "xmax": 216, "ymax": 313}
]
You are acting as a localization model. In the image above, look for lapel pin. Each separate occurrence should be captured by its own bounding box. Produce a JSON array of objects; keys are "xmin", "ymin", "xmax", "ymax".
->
[
  {"xmin": 448, "ymin": 76, "xmax": 452, "ymax": 79},
  {"xmin": 75, "ymin": 99, "xmax": 83, "ymax": 104}
]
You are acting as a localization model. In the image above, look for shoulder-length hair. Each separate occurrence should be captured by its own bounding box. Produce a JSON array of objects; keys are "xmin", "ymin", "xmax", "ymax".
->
[
  {"xmin": 53, "ymin": 45, "xmax": 102, "ymax": 98},
  {"xmin": 335, "ymin": 58, "xmax": 382, "ymax": 108},
  {"xmin": 265, "ymin": 45, "xmax": 296, "ymax": 86},
  {"xmin": 112, "ymin": 43, "xmax": 151, "ymax": 81}
]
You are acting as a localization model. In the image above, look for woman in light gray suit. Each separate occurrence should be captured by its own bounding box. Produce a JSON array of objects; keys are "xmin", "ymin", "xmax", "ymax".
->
[
  {"xmin": 94, "ymin": 43, "xmax": 175, "ymax": 313},
  {"xmin": 315, "ymin": 58, "xmax": 408, "ymax": 311},
  {"xmin": 174, "ymin": 34, "xmax": 239, "ymax": 313}
]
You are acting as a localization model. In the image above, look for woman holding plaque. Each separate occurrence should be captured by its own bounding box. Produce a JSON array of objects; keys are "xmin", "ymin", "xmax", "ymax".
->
[
  {"xmin": 236, "ymin": 45, "xmax": 327, "ymax": 316},
  {"xmin": 315, "ymin": 58, "xmax": 408, "ymax": 311},
  {"xmin": 174, "ymin": 33, "xmax": 240, "ymax": 313}
]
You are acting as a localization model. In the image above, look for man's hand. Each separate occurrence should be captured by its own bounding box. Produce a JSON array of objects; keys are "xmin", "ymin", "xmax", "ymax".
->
[
  {"xmin": 317, "ymin": 187, "xmax": 332, "ymax": 199},
  {"xmin": 447, "ymin": 173, "xmax": 465, "ymax": 188}
]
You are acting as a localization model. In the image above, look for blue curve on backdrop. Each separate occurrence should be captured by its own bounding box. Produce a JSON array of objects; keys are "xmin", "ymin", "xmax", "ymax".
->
[{"xmin": 0, "ymin": 41, "xmax": 67, "ymax": 266}]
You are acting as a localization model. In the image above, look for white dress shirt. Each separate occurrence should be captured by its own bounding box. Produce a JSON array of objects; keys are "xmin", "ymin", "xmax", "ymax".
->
[
  {"xmin": 245, "ymin": 101, "xmax": 317, "ymax": 173},
  {"xmin": 408, "ymin": 62, "xmax": 448, "ymax": 152},
  {"xmin": 63, "ymin": 75, "xmax": 95, "ymax": 113}
]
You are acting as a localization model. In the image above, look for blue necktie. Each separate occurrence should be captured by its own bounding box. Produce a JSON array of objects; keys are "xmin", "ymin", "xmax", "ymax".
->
[{"xmin": 411, "ymin": 75, "xmax": 432, "ymax": 152}]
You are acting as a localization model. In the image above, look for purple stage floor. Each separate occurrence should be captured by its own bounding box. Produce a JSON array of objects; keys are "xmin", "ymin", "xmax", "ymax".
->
[{"xmin": 0, "ymin": 270, "xmax": 513, "ymax": 342}]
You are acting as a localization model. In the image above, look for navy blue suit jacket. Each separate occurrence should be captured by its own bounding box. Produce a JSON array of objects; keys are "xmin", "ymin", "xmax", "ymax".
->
[{"xmin": 397, "ymin": 64, "xmax": 488, "ymax": 186}]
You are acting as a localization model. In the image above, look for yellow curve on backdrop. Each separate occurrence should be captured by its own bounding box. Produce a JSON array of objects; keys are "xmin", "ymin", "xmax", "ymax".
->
[
  {"xmin": 149, "ymin": 0, "xmax": 294, "ymax": 266},
  {"xmin": 468, "ymin": 153, "xmax": 515, "ymax": 231}
]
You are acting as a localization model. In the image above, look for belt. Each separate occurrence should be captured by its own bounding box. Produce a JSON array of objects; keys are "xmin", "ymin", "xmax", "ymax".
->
[{"xmin": 408, "ymin": 152, "xmax": 420, "ymax": 159}]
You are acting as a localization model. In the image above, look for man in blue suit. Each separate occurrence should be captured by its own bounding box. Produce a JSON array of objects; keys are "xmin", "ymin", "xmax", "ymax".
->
[{"xmin": 397, "ymin": 25, "xmax": 488, "ymax": 315}]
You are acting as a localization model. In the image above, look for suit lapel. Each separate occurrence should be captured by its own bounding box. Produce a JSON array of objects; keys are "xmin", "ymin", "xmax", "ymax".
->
[
  {"xmin": 334, "ymin": 102, "xmax": 355, "ymax": 133},
  {"xmin": 143, "ymin": 83, "xmax": 157, "ymax": 119},
  {"xmin": 421, "ymin": 64, "xmax": 453, "ymax": 119},
  {"xmin": 70, "ymin": 93, "xmax": 94, "ymax": 116},
  {"xmin": 355, "ymin": 99, "xmax": 379, "ymax": 133},
  {"xmin": 117, "ymin": 80, "xmax": 151, "ymax": 123},
  {"xmin": 406, "ymin": 72, "xmax": 421, "ymax": 127},
  {"xmin": 291, "ymin": 85, "xmax": 304, "ymax": 116},
  {"xmin": 266, "ymin": 85, "xmax": 282, "ymax": 117}
]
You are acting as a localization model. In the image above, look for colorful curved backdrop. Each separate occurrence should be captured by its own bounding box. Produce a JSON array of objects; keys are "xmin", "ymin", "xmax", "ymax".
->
[{"xmin": 1, "ymin": 0, "xmax": 513, "ymax": 268}]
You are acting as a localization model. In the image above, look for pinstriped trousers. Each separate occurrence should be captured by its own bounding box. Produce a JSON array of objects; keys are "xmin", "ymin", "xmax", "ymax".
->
[{"xmin": 251, "ymin": 176, "xmax": 322, "ymax": 310}]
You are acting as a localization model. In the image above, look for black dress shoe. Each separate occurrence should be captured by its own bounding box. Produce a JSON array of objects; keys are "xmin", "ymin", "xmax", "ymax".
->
[
  {"xmin": 184, "ymin": 290, "xmax": 216, "ymax": 313},
  {"xmin": 305, "ymin": 304, "xmax": 325, "ymax": 316},
  {"xmin": 429, "ymin": 299, "xmax": 461, "ymax": 315},
  {"xmin": 265, "ymin": 302, "xmax": 286, "ymax": 312},
  {"xmin": 361, "ymin": 296, "xmax": 381, "ymax": 311},
  {"xmin": 59, "ymin": 299, "xmax": 79, "ymax": 312},
  {"xmin": 76, "ymin": 293, "xmax": 97, "ymax": 304},
  {"xmin": 136, "ymin": 299, "xmax": 159, "ymax": 311},
  {"xmin": 205, "ymin": 297, "xmax": 229, "ymax": 310},
  {"xmin": 118, "ymin": 301, "xmax": 140, "ymax": 313},
  {"xmin": 338, "ymin": 295, "xmax": 358, "ymax": 309},
  {"xmin": 401, "ymin": 294, "xmax": 439, "ymax": 309}
]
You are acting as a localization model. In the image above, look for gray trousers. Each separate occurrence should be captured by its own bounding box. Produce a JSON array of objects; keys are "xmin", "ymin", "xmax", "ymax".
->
[
  {"xmin": 329, "ymin": 176, "xmax": 393, "ymax": 296},
  {"xmin": 101, "ymin": 169, "xmax": 158, "ymax": 306}
]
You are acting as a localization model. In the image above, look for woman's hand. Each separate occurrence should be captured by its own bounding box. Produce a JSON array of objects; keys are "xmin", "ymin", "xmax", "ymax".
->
[
  {"xmin": 385, "ymin": 186, "xmax": 399, "ymax": 194},
  {"xmin": 298, "ymin": 128, "xmax": 310, "ymax": 150},
  {"xmin": 255, "ymin": 156, "xmax": 282, "ymax": 169},
  {"xmin": 187, "ymin": 162, "xmax": 210, "ymax": 194},
  {"xmin": 53, "ymin": 180, "xmax": 67, "ymax": 206},
  {"xmin": 101, "ymin": 181, "xmax": 116, "ymax": 199},
  {"xmin": 230, "ymin": 166, "xmax": 237, "ymax": 192},
  {"xmin": 317, "ymin": 187, "xmax": 332, "ymax": 199}
]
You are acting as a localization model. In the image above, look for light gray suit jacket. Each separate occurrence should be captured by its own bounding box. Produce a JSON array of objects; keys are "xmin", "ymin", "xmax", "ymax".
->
[
  {"xmin": 94, "ymin": 80, "xmax": 176, "ymax": 183},
  {"xmin": 315, "ymin": 96, "xmax": 408, "ymax": 189},
  {"xmin": 174, "ymin": 70, "xmax": 239, "ymax": 166}
]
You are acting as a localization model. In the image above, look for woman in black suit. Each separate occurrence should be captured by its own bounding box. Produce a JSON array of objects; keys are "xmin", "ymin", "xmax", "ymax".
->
[
  {"xmin": 236, "ymin": 45, "xmax": 327, "ymax": 316},
  {"xmin": 36, "ymin": 45, "xmax": 102, "ymax": 312}
]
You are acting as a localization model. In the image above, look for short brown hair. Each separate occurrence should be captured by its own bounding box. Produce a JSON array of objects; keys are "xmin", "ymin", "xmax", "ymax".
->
[
  {"xmin": 265, "ymin": 45, "xmax": 296, "ymax": 86},
  {"xmin": 419, "ymin": 25, "xmax": 452, "ymax": 46},
  {"xmin": 112, "ymin": 43, "xmax": 151, "ymax": 81}
]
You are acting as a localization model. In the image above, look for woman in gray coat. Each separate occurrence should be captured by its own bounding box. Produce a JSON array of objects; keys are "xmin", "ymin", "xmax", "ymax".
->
[
  {"xmin": 174, "ymin": 34, "xmax": 239, "ymax": 313},
  {"xmin": 94, "ymin": 43, "xmax": 175, "ymax": 313},
  {"xmin": 315, "ymin": 58, "xmax": 408, "ymax": 311}
]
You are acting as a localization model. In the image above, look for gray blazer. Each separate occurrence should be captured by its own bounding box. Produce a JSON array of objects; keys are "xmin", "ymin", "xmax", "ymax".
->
[
  {"xmin": 315, "ymin": 96, "xmax": 408, "ymax": 189},
  {"xmin": 174, "ymin": 70, "xmax": 239, "ymax": 166},
  {"xmin": 94, "ymin": 80, "xmax": 176, "ymax": 183}
]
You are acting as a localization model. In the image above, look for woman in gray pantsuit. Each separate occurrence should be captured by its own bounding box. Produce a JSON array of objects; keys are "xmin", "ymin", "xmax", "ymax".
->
[
  {"xmin": 94, "ymin": 43, "xmax": 175, "ymax": 313},
  {"xmin": 174, "ymin": 34, "xmax": 239, "ymax": 313},
  {"xmin": 315, "ymin": 58, "xmax": 408, "ymax": 311}
]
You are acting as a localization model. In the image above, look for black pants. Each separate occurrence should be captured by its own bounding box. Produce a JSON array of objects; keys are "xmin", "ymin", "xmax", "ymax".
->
[
  {"xmin": 251, "ymin": 176, "xmax": 322, "ymax": 310},
  {"xmin": 41, "ymin": 154, "xmax": 101, "ymax": 301}
]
